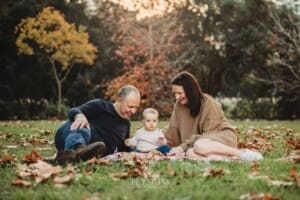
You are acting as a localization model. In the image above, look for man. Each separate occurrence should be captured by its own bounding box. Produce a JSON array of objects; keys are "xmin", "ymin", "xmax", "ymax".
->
[{"xmin": 54, "ymin": 85, "xmax": 141, "ymax": 163}]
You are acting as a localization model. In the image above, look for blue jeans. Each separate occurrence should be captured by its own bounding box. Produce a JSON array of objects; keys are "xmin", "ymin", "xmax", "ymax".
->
[
  {"xmin": 156, "ymin": 145, "xmax": 171, "ymax": 154},
  {"xmin": 55, "ymin": 120, "xmax": 91, "ymax": 151},
  {"xmin": 131, "ymin": 145, "xmax": 171, "ymax": 154}
]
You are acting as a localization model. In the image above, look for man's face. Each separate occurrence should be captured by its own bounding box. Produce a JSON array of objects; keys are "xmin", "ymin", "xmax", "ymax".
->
[{"xmin": 118, "ymin": 92, "xmax": 140, "ymax": 120}]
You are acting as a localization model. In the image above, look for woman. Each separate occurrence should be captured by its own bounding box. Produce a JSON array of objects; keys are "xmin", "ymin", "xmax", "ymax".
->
[{"xmin": 164, "ymin": 71, "xmax": 263, "ymax": 161}]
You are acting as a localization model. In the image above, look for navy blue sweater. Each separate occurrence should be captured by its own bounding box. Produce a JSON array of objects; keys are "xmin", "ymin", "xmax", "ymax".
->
[{"xmin": 68, "ymin": 99, "xmax": 130, "ymax": 155}]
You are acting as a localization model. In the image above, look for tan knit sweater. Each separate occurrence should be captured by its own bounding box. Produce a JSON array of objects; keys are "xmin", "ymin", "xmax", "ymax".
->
[{"xmin": 164, "ymin": 93, "xmax": 237, "ymax": 151}]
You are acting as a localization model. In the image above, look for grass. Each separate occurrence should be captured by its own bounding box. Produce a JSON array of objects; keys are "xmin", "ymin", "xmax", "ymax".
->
[{"xmin": 0, "ymin": 120, "xmax": 299, "ymax": 200}]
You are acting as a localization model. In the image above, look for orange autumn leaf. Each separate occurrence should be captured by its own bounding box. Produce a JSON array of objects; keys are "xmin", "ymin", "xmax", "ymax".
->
[
  {"xmin": 286, "ymin": 138, "xmax": 300, "ymax": 150},
  {"xmin": 109, "ymin": 172, "xmax": 129, "ymax": 179},
  {"xmin": 14, "ymin": 160, "xmax": 63, "ymax": 186},
  {"xmin": 86, "ymin": 157, "xmax": 112, "ymax": 166},
  {"xmin": 27, "ymin": 136, "xmax": 49, "ymax": 145},
  {"xmin": 16, "ymin": 160, "xmax": 62, "ymax": 182},
  {"xmin": 290, "ymin": 164, "xmax": 300, "ymax": 186},
  {"xmin": 293, "ymin": 155, "xmax": 300, "ymax": 163},
  {"xmin": 250, "ymin": 162, "xmax": 260, "ymax": 174},
  {"xmin": 110, "ymin": 166, "xmax": 151, "ymax": 179},
  {"xmin": 11, "ymin": 178, "xmax": 32, "ymax": 187},
  {"xmin": 23, "ymin": 149, "xmax": 44, "ymax": 163},
  {"xmin": 167, "ymin": 163, "xmax": 176, "ymax": 176},
  {"xmin": 0, "ymin": 132, "xmax": 12, "ymax": 139},
  {"xmin": 38, "ymin": 129, "xmax": 54, "ymax": 135},
  {"xmin": 202, "ymin": 167, "xmax": 227, "ymax": 177},
  {"xmin": 109, "ymin": 158, "xmax": 152, "ymax": 179},
  {"xmin": 0, "ymin": 152, "xmax": 15, "ymax": 165}
]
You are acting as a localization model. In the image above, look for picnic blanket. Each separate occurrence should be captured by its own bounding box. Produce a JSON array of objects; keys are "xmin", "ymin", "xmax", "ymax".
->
[{"xmin": 101, "ymin": 151, "xmax": 240, "ymax": 163}]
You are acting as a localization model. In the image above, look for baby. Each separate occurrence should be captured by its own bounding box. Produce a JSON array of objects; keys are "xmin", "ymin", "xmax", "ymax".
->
[{"xmin": 125, "ymin": 108, "xmax": 170, "ymax": 154}]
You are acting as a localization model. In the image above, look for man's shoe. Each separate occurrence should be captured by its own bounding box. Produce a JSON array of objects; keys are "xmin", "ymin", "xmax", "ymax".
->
[
  {"xmin": 55, "ymin": 150, "xmax": 77, "ymax": 164},
  {"xmin": 75, "ymin": 142, "xmax": 106, "ymax": 161}
]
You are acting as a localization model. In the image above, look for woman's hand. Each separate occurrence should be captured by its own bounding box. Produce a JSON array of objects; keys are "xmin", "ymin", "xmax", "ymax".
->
[
  {"xmin": 168, "ymin": 145, "xmax": 184, "ymax": 156},
  {"xmin": 70, "ymin": 114, "xmax": 90, "ymax": 131}
]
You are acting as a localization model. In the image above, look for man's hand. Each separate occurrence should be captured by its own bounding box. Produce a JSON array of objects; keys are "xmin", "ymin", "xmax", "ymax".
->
[
  {"xmin": 168, "ymin": 145, "xmax": 184, "ymax": 156},
  {"xmin": 70, "ymin": 114, "xmax": 90, "ymax": 131}
]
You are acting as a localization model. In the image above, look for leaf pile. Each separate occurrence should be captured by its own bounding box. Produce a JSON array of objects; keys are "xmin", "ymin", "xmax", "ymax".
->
[{"xmin": 12, "ymin": 150, "xmax": 76, "ymax": 187}]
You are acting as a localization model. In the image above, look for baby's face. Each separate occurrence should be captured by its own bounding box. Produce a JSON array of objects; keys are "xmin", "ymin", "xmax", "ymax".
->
[{"xmin": 142, "ymin": 113, "xmax": 158, "ymax": 132}]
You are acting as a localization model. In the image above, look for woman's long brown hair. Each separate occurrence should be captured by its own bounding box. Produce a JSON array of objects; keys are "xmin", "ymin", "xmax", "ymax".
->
[{"xmin": 171, "ymin": 71, "xmax": 204, "ymax": 117}]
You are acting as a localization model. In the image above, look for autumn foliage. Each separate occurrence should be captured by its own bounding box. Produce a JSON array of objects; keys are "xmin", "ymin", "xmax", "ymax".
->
[
  {"xmin": 104, "ymin": 9, "xmax": 184, "ymax": 116},
  {"xmin": 15, "ymin": 7, "xmax": 97, "ymax": 114}
]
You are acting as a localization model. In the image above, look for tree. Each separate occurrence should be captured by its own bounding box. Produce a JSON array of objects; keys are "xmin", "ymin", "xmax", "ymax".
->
[
  {"xmin": 256, "ymin": 5, "xmax": 300, "ymax": 118},
  {"xmin": 103, "ymin": 0, "xmax": 205, "ymax": 117},
  {"xmin": 15, "ymin": 6, "xmax": 98, "ymax": 114},
  {"xmin": 0, "ymin": 0, "xmax": 54, "ymax": 101}
]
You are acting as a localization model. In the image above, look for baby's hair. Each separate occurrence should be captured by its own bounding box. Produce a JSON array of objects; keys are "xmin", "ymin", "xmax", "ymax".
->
[{"xmin": 143, "ymin": 108, "xmax": 159, "ymax": 119}]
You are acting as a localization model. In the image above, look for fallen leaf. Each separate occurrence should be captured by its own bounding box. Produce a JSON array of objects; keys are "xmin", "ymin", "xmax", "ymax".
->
[
  {"xmin": 0, "ymin": 132, "xmax": 13, "ymax": 139},
  {"xmin": 27, "ymin": 136, "xmax": 50, "ymax": 145},
  {"xmin": 35, "ymin": 173, "xmax": 52, "ymax": 184},
  {"xmin": 110, "ymin": 165, "xmax": 151, "ymax": 179},
  {"xmin": 239, "ymin": 192, "xmax": 280, "ymax": 200},
  {"xmin": 15, "ymin": 160, "xmax": 62, "ymax": 185},
  {"xmin": 53, "ymin": 174, "xmax": 74, "ymax": 184},
  {"xmin": 268, "ymin": 180, "xmax": 293, "ymax": 187},
  {"xmin": 36, "ymin": 147, "xmax": 53, "ymax": 151},
  {"xmin": 39, "ymin": 129, "xmax": 54, "ymax": 135},
  {"xmin": 53, "ymin": 183, "xmax": 67, "ymax": 188},
  {"xmin": 202, "ymin": 167, "xmax": 227, "ymax": 177},
  {"xmin": 90, "ymin": 158, "xmax": 111, "ymax": 166},
  {"xmin": 167, "ymin": 163, "xmax": 176, "ymax": 176},
  {"xmin": 109, "ymin": 172, "xmax": 129, "ymax": 179},
  {"xmin": 250, "ymin": 162, "xmax": 260, "ymax": 174},
  {"xmin": 286, "ymin": 138, "xmax": 300, "ymax": 150},
  {"xmin": 11, "ymin": 178, "xmax": 32, "ymax": 187},
  {"xmin": 4, "ymin": 145, "xmax": 18, "ymax": 149},
  {"xmin": 23, "ymin": 149, "xmax": 44, "ymax": 163},
  {"xmin": 290, "ymin": 164, "xmax": 300, "ymax": 186},
  {"xmin": 0, "ymin": 152, "xmax": 15, "ymax": 165},
  {"xmin": 248, "ymin": 174, "xmax": 293, "ymax": 187}
]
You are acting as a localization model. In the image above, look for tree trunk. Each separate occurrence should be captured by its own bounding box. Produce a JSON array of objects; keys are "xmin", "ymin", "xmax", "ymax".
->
[
  {"xmin": 148, "ymin": 23, "xmax": 153, "ymax": 64},
  {"xmin": 57, "ymin": 81, "xmax": 62, "ymax": 114},
  {"xmin": 49, "ymin": 57, "xmax": 62, "ymax": 115}
]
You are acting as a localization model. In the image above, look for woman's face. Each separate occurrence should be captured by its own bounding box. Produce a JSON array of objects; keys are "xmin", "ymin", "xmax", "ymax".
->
[{"xmin": 172, "ymin": 85, "xmax": 188, "ymax": 105}]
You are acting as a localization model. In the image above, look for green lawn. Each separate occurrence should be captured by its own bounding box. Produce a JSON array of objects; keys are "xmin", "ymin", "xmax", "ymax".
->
[{"xmin": 0, "ymin": 120, "xmax": 299, "ymax": 200}]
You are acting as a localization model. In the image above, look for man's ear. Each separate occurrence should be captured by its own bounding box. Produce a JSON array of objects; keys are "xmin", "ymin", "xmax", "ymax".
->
[{"xmin": 116, "ymin": 96, "xmax": 123, "ymax": 103}]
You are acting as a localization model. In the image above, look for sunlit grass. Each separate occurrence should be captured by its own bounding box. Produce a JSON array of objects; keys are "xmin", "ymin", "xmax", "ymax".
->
[{"xmin": 0, "ymin": 120, "xmax": 299, "ymax": 200}]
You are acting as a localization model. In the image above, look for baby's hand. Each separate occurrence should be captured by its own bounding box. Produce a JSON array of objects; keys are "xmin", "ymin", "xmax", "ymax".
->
[
  {"xmin": 157, "ymin": 136, "xmax": 165, "ymax": 145},
  {"xmin": 124, "ymin": 139, "xmax": 130, "ymax": 146}
]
